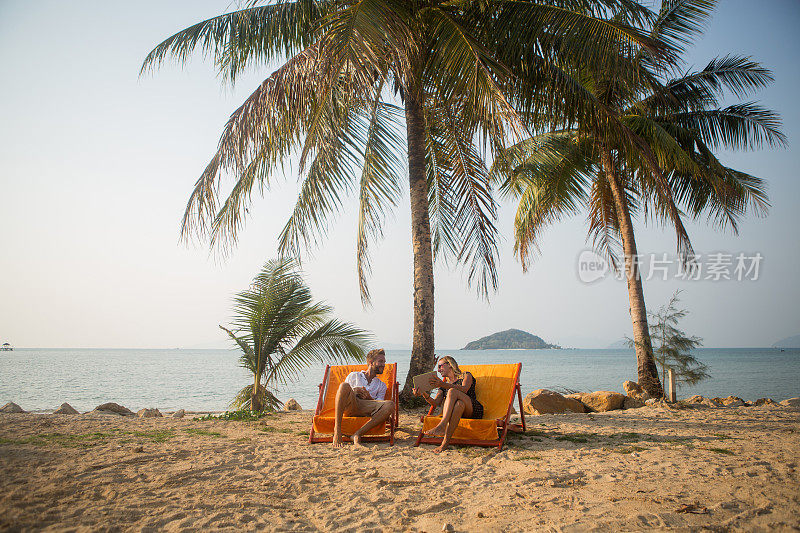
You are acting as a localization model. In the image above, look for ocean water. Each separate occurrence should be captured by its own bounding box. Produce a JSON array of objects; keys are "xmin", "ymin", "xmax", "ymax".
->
[{"xmin": 1, "ymin": 348, "xmax": 798, "ymax": 413}]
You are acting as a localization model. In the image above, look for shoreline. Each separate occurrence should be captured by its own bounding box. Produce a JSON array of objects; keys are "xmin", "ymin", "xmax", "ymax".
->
[{"xmin": 1, "ymin": 404, "xmax": 799, "ymax": 530}]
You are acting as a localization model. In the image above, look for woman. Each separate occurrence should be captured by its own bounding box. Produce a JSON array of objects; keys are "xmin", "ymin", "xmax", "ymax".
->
[{"xmin": 413, "ymin": 355, "xmax": 484, "ymax": 453}]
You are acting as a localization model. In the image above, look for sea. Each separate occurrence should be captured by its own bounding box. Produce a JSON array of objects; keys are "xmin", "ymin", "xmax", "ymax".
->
[{"xmin": 1, "ymin": 348, "xmax": 798, "ymax": 413}]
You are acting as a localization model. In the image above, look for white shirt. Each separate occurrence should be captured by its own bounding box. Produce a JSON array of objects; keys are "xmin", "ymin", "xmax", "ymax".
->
[{"xmin": 345, "ymin": 371, "xmax": 387, "ymax": 400}]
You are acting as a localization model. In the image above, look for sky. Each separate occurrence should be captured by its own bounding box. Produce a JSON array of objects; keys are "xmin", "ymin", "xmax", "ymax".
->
[{"xmin": 0, "ymin": 0, "xmax": 798, "ymax": 350}]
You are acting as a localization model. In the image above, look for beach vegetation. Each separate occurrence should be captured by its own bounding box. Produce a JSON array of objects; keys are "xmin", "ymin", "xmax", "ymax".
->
[
  {"xmin": 259, "ymin": 426, "xmax": 295, "ymax": 434},
  {"xmin": 493, "ymin": 0, "xmax": 785, "ymax": 397},
  {"xmin": 141, "ymin": 1, "xmax": 665, "ymax": 405},
  {"xmin": 0, "ymin": 432, "xmax": 115, "ymax": 448},
  {"xmin": 130, "ymin": 430, "xmax": 177, "ymax": 442},
  {"xmin": 183, "ymin": 428, "xmax": 226, "ymax": 438},
  {"xmin": 706, "ymin": 447, "xmax": 734, "ymax": 455},
  {"xmin": 220, "ymin": 259, "xmax": 370, "ymax": 411},
  {"xmin": 555, "ymin": 432, "xmax": 598, "ymax": 443},
  {"xmin": 513, "ymin": 454, "xmax": 543, "ymax": 461},
  {"xmin": 197, "ymin": 409, "xmax": 273, "ymax": 421},
  {"xmin": 648, "ymin": 290, "xmax": 709, "ymax": 394},
  {"xmin": 613, "ymin": 445, "xmax": 647, "ymax": 454}
]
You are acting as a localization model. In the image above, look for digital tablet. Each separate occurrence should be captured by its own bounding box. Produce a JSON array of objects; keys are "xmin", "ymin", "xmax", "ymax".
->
[{"xmin": 412, "ymin": 371, "xmax": 438, "ymax": 394}]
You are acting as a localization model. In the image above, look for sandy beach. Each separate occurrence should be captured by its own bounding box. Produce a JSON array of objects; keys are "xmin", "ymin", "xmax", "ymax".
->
[{"xmin": 1, "ymin": 404, "xmax": 798, "ymax": 532}]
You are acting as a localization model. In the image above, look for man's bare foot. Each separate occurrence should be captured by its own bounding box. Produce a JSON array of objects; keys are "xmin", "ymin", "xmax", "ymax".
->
[
  {"xmin": 352, "ymin": 434, "xmax": 365, "ymax": 448},
  {"xmin": 332, "ymin": 429, "xmax": 344, "ymax": 448},
  {"xmin": 434, "ymin": 443, "xmax": 449, "ymax": 453},
  {"xmin": 424, "ymin": 425, "xmax": 446, "ymax": 437}
]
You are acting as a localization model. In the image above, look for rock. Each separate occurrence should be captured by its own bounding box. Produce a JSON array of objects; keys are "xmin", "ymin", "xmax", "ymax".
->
[
  {"xmin": 137, "ymin": 408, "xmax": 162, "ymax": 418},
  {"xmin": 623, "ymin": 380, "xmax": 642, "ymax": 396},
  {"xmin": 54, "ymin": 403, "xmax": 79, "ymax": 415},
  {"xmin": 1, "ymin": 402, "xmax": 25, "ymax": 413},
  {"xmin": 133, "ymin": 445, "xmax": 144, "ymax": 453},
  {"xmin": 721, "ymin": 396, "xmax": 745, "ymax": 407},
  {"xmin": 622, "ymin": 381, "xmax": 652, "ymax": 402},
  {"xmin": 284, "ymin": 399, "xmax": 302, "ymax": 411},
  {"xmin": 685, "ymin": 395, "xmax": 705, "ymax": 404},
  {"xmin": 523, "ymin": 389, "xmax": 586, "ymax": 415},
  {"xmin": 442, "ymin": 523, "xmax": 454, "ymax": 532},
  {"xmin": 779, "ymin": 397, "xmax": 800, "ymax": 408},
  {"xmin": 580, "ymin": 391, "xmax": 625, "ymax": 412},
  {"xmin": 623, "ymin": 396, "xmax": 645, "ymax": 409},
  {"xmin": 172, "ymin": 409, "xmax": 186, "ymax": 418},
  {"xmin": 753, "ymin": 398, "xmax": 776, "ymax": 406},
  {"xmin": 93, "ymin": 402, "xmax": 134, "ymax": 416}
]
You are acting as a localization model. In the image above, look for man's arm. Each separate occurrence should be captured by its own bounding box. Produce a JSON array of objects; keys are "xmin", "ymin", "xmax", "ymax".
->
[{"xmin": 345, "ymin": 372, "xmax": 372, "ymax": 399}]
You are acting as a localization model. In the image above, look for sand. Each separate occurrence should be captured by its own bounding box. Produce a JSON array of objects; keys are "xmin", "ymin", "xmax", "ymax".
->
[{"xmin": 1, "ymin": 405, "xmax": 798, "ymax": 532}]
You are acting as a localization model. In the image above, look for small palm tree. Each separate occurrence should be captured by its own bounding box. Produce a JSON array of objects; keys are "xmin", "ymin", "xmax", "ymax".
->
[{"xmin": 220, "ymin": 258, "xmax": 370, "ymax": 411}]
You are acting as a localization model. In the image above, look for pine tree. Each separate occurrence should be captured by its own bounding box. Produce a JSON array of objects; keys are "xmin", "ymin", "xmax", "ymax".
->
[{"xmin": 649, "ymin": 290, "xmax": 708, "ymax": 395}]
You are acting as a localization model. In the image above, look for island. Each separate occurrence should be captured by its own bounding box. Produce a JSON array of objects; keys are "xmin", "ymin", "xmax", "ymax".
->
[{"xmin": 462, "ymin": 329, "xmax": 560, "ymax": 350}]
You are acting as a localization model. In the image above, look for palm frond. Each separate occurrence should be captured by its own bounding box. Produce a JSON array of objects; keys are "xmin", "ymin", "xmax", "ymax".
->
[
  {"xmin": 671, "ymin": 103, "xmax": 787, "ymax": 151},
  {"xmin": 264, "ymin": 318, "xmax": 370, "ymax": 387},
  {"xmin": 141, "ymin": 1, "xmax": 326, "ymax": 84},
  {"xmin": 356, "ymin": 96, "xmax": 406, "ymax": 305}
]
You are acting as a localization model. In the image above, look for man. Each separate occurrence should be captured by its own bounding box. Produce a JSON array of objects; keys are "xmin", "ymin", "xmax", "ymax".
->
[{"xmin": 332, "ymin": 348, "xmax": 393, "ymax": 448}]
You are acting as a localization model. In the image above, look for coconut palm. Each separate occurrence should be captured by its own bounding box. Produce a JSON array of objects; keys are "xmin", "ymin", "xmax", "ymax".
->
[
  {"xmin": 493, "ymin": 0, "xmax": 785, "ymax": 396},
  {"xmin": 141, "ymin": 0, "xmax": 661, "ymax": 401},
  {"xmin": 220, "ymin": 258, "xmax": 370, "ymax": 411}
]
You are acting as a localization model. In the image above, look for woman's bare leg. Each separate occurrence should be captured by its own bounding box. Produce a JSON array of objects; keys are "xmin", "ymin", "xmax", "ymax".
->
[
  {"xmin": 435, "ymin": 400, "xmax": 466, "ymax": 453},
  {"xmin": 426, "ymin": 388, "xmax": 473, "ymax": 437}
]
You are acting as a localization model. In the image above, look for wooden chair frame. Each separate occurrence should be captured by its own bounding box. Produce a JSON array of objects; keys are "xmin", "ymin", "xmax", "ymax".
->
[
  {"xmin": 414, "ymin": 363, "xmax": 526, "ymax": 451},
  {"xmin": 308, "ymin": 364, "xmax": 400, "ymax": 445}
]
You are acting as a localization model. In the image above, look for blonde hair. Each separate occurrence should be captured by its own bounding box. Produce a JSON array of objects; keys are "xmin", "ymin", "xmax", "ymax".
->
[{"xmin": 436, "ymin": 355, "xmax": 463, "ymax": 379}]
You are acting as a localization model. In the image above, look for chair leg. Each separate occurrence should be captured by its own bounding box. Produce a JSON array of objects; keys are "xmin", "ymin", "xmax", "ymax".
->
[{"xmin": 517, "ymin": 383, "xmax": 527, "ymax": 432}]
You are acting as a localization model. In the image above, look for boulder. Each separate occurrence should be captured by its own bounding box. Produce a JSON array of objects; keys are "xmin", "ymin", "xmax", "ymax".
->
[
  {"xmin": 623, "ymin": 380, "xmax": 642, "ymax": 396},
  {"xmin": 284, "ymin": 399, "xmax": 302, "ymax": 411},
  {"xmin": 523, "ymin": 389, "xmax": 586, "ymax": 415},
  {"xmin": 93, "ymin": 402, "xmax": 134, "ymax": 416},
  {"xmin": 623, "ymin": 396, "xmax": 645, "ymax": 409},
  {"xmin": 721, "ymin": 396, "xmax": 745, "ymax": 407},
  {"xmin": 137, "ymin": 408, "xmax": 163, "ymax": 418},
  {"xmin": 685, "ymin": 395, "xmax": 705, "ymax": 404},
  {"xmin": 622, "ymin": 381, "xmax": 652, "ymax": 402},
  {"xmin": 580, "ymin": 391, "xmax": 625, "ymax": 412},
  {"xmin": 172, "ymin": 409, "xmax": 186, "ymax": 419},
  {"xmin": 753, "ymin": 398, "xmax": 776, "ymax": 406},
  {"xmin": 54, "ymin": 403, "xmax": 79, "ymax": 415},
  {"xmin": 779, "ymin": 397, "xmax": 800, "ymax": 408},
  {"xmin": 1, "ymin": 402, "xmax": 25, "ymax": 413}
]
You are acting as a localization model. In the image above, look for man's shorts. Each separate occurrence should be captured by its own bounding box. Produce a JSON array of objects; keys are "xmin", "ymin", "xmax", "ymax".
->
[{"xmin": 346, "ymin": 396, "xmax": 392, "ymax": 417}]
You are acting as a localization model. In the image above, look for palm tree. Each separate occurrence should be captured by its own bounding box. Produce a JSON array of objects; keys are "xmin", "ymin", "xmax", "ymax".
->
[
  {"xmin": 141, "ymin": 0, "xmax": 661, "ymax": 401},
  {"xmin": 220, "ymin": 258, "xmax": 370, "ymax": 411},
  {"xmin": 493, "ymin": 0, "xmax": 785, "ymax": 396}
]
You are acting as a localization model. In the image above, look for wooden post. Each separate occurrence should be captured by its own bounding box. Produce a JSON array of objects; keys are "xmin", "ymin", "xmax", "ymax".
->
[{"xmin": 667, "ymin": 369, "xmax": 676, "ymax": 402}]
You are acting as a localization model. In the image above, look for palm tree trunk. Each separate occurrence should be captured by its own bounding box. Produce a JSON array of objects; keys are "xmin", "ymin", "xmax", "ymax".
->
[
  {"xmin": 400, "ymin": 93, "xmax": 436, "ymax": 403},
  {"xmin": 252, "ymin": 373, "xmax": 262, "ymax": 412},
  {"xmin": 602, "ymin": 149, "xmax": 664, "ymax": 398}
]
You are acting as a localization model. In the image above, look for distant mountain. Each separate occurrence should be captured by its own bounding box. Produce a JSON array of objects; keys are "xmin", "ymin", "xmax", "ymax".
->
[
  {"xmin": 463, "ymin": 329, "xmax": 559, "ymax": 350},
  {"xmin": 773, "ymin": 335, "xmax": 800, "ymax": 348}
]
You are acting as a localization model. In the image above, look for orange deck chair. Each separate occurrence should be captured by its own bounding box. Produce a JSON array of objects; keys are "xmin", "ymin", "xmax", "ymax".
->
[
  {"xmin": 309, "ymin": 363, "xmax": 399, "ymax": 445},
  {"xmin": 414, "ymin": 363, "xmax": 526, "ymax": 450}
]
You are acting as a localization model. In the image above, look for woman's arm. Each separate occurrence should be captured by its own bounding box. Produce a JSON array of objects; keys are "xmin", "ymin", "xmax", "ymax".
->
[
  {"xmin": 413, "ymin": 387, "xmax": 443, "ymax": 408},
  {"xmin": 439, "ymin": 372, "xmax": 473, "ymax": 394}
]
